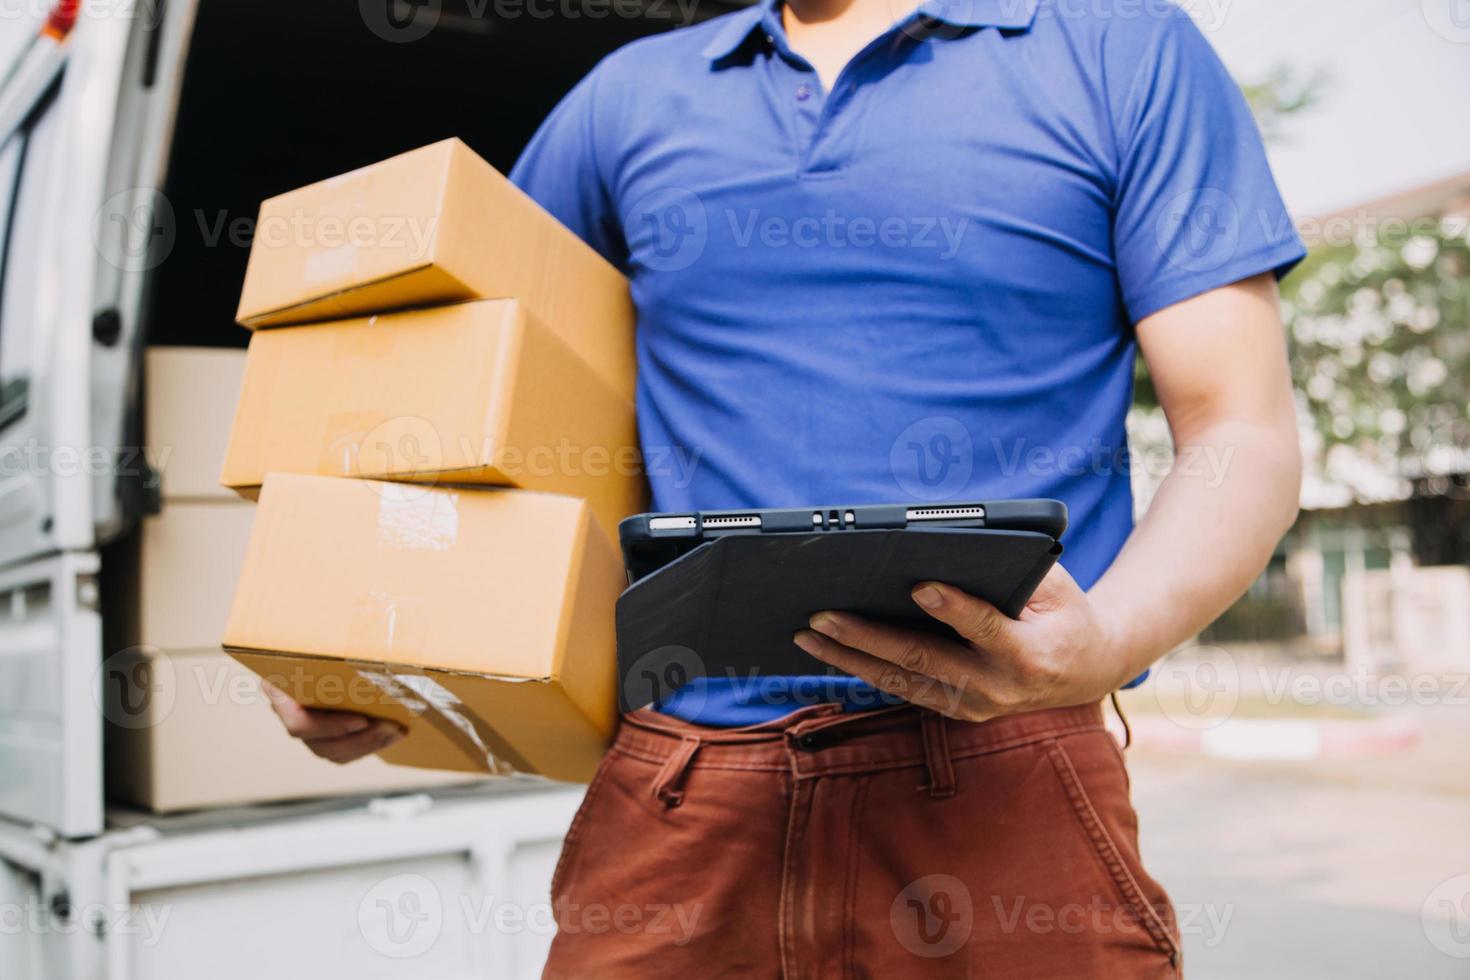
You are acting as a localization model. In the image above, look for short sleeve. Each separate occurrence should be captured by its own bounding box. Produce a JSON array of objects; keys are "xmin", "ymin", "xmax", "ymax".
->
[
  {"xmin": 509, "ymin": 63, "xmax": 629, "ymax": 272},
  {"xmin": 1110, "ymin": 11, "xmax": 1306, "ymax": 324}
]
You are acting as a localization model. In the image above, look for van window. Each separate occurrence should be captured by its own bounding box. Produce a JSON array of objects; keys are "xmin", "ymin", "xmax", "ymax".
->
[{"xmin": 0, "ymin": 79, "xmax": 60, "ymax": 431}]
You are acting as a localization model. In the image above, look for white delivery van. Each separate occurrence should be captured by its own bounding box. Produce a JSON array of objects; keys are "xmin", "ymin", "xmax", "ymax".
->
[
  {"xmin": 0, "ymin": 0, "xmax": 699, "ymax": 838},
  {"xmin": 0, "ymin": 2, "xmax": 711, "ymax": 976},
  {"xmin": 0, "ymin": 784, "xmax": 589, "ymax": 979}
]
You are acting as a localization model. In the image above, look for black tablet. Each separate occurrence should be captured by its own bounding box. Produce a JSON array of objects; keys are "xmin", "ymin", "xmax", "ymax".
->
[
  {"xmin": 619, "ymin": 500, "xmax": 1066, "ymax": 583},
  {"xmin": 615, "ymin": 500, "xmax": 1067, "ymax": 711}
]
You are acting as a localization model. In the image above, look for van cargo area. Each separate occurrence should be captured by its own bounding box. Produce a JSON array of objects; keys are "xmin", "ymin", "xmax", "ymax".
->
[
  {"xmin": 146, "ymin": 0, "xmax": 727, "ymax": 348},
  {"xmin": 0, "ymin": 5, "xmax": 726, "ymax": 976}
]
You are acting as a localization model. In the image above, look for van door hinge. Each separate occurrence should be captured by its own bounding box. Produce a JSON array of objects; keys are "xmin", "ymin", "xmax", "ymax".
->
[{"xmin": 92, "ymin": 308, "xmax": 123, "ymax": 347}]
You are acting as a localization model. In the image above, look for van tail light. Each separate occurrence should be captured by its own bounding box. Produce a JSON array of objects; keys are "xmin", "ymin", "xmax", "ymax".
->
[{"xmin": 42, "ymin": 0, "xmax": 81, "ymax": 40}]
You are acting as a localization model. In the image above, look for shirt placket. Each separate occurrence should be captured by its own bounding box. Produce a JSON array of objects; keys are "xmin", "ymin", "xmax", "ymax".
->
[
  {"xmin": 764, "ymin": 24, "xmax": 914, "ymax": 176},
  {"xmin": 760, "ymin": 33, "xmax": 826, "ymax": 171}
]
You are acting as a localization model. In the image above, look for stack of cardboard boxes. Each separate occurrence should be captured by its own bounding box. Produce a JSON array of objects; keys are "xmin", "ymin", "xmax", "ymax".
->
[
  {"xmin": 108, "ymin": 348, "xmax": 475, "ymax": 811},
  {"xmin": 219, "ymin": 139, "xmax": 644, "ymax": 784}
]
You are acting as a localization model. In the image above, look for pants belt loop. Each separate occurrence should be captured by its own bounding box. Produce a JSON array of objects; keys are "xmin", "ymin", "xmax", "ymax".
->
[
  {"xmin": 650, "ymin": 734, "xmax": 702, "ymax": 808},
  {"xmin": 919, "ymin": 711, "xmax": 956, "ymax": 799}
]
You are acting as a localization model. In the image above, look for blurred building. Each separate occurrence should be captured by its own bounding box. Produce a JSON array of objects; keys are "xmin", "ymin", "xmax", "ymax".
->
[{"xmin": 1193, "ymin": 169, "xmax": 1470, "ymax": 672}]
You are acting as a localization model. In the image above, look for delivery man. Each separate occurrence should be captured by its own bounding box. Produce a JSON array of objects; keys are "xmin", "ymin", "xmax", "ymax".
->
[{"xmin": 265, "ymin": 0, "xmax": 1305, "ymax": 973}]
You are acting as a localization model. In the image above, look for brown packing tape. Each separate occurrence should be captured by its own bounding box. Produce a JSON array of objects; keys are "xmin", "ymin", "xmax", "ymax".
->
[{"xmin": 357, "ymin": 666, "xmax": 538, "ymax": 776}]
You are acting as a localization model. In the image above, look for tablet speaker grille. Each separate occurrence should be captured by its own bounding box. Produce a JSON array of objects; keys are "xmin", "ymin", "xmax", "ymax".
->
[
  {"xmin": 905, "ymin": 506, "xmax": 987, "ymax": 522},
  {"xmin": 703, "ymin": 514, "xmax": 762, "ymax": 529}
]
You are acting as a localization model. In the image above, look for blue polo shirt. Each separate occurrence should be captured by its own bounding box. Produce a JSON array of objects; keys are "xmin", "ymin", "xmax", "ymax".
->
[{"xmin": 510, "ymin": 0, "xmax": 1305, "ymax": 726}]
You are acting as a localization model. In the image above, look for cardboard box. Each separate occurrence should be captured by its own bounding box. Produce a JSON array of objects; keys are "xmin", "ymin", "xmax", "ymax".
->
[
  {"xmin": 108, "ymin": 500, "xmax": 255, "ymax": 652},
  {"xmin": 218, "ymin": 298, "xmax": 645, "ymax": 545},
  {"xmin": 106, "ymin": 647, "xmax": 475, "ymax": 813},
  {"xmin": 223, "ymin": 474, "xmax": 624, "ymax": 784},
  {"xmin": 145, "ymin": 347, "xmax": 246, "ymax": 500},
  {"xmin": 235, "ymin": 137, "xmax": 635, "ymax": 401},
  {"xmin": 102, "ymin": 500, "xmax": 475, "ymax": 812}
]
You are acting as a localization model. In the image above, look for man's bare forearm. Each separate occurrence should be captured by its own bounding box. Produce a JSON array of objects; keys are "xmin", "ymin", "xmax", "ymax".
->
[
  {"xmin": 797, "ymin": 275, "xmax": 1302, "ymax": 717},
  {"xmin": 1088, "ymin": 417, "xmax": 1301, "ymax": 679}
]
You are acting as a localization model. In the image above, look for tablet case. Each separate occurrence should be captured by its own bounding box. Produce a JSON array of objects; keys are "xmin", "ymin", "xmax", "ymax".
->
[{"xmin": 615, "ymin": 527, "xmax": 1061, "ymax": 711}]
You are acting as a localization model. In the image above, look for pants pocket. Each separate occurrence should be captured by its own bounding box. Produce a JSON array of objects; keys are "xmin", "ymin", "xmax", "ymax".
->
[
  {"xmin": 1046, "ymin": 738, "xmax": 1182, "ymax": 972},
  {"xmin": 549, "ymin": 748, "xmax": 617, "ymax": 900}
]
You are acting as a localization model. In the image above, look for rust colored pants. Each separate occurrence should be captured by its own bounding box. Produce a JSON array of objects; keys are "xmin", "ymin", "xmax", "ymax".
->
[{"xmin": 544, "ymin": 702, "xmax": 1181, "ymax": 979}]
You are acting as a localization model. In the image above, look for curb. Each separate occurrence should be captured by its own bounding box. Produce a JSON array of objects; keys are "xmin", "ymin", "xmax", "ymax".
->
[{"xmin": 1108, "ymin": 713, "xmax": 1424, "ymax": 760}]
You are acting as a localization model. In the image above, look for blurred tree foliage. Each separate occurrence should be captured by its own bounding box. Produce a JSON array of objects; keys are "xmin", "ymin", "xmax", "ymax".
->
[
  {"xmin": 1285, "ymin": 229, "xmax": 1470, "ymax": 485},
  {"xmin": 1129, "ymin": 66, "xmax": 1467, "ymax": 499},
  {"xmin": 1239, "ymin": 66, "xmax": 1325, "ymax": 144}
]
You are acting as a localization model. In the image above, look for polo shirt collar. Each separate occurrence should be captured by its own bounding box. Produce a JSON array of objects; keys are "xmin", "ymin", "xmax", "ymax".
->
[{"xmin": 701, "ymin": 0, "xmax": 1040, "ymax": 62}]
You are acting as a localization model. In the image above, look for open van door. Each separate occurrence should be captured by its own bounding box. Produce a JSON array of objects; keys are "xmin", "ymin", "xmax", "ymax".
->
[
  {"xmin": 1, "ymin": 0, "xmax": 711, "ymax": 837},
  {"xmin": 0, "ymin": 0, "xmax": 174, "ymax": 837}
]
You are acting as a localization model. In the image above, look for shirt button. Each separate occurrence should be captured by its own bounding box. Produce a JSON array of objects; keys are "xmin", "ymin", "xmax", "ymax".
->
[{"xmin": 795, "ymin": 83, "xmax": 814, "ymax": 101}]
